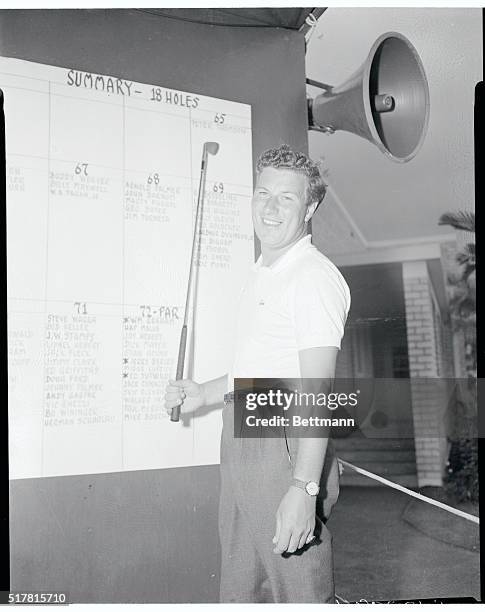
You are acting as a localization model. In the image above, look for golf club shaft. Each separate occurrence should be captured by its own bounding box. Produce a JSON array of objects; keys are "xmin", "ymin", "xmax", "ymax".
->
[{"xmin": 171, "ymin": 147, "xmax": 210, "ymax": 421}]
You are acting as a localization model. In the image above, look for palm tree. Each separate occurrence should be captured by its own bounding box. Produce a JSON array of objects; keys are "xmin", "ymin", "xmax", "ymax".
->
[
  {"xmin": 439, "ymin": 211, "xmax": 477, "ymax": 501},
  {"xmin": 439, "ymin": 211, "xmax": 475, "ymax": 287},
  {"xmin": 439, "ymin": 210, "xmax": 475, "ymax": 232},
  {"xmin": 439, "ymin": 211, "xmax": 476, "ymax": 362}
]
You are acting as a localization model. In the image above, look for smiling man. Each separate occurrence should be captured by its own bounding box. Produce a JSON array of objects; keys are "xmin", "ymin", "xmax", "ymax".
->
[
  {"xmin": 164, "ymin": 144, "xmax": 351, "ymax": 603},
  {"xmin": 252, "ymin": 163, "xmax": 316, "ymax": 264}
]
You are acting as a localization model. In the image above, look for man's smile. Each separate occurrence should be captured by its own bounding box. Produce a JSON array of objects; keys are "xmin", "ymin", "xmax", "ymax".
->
[{"xmin": 262, "ymin": 217, "xmax": 283, "ymax": 226}]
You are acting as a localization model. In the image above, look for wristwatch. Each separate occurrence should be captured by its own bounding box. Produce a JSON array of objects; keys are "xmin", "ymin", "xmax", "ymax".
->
[{"xmin": 291, "ymin": 478, "xmax": 320, "ymax": 496}]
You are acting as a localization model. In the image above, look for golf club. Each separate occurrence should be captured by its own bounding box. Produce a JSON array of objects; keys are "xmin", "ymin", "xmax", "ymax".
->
[{"xmin": 171, "ymin": 141, "xmax": 220, "ymax": 422}]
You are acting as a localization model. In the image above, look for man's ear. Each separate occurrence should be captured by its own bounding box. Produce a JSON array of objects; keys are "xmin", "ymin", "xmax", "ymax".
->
[{"xmin": 305, "ymin": 201, "xmax": 319, "ymax": 224}]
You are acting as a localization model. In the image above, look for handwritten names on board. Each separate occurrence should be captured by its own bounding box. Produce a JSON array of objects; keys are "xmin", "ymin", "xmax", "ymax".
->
[{"xmin": 4, "ymin": 57, "xmax": 254, "ymax": 478}]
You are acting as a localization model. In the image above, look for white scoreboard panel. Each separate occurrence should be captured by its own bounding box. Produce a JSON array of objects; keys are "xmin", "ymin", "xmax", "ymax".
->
[{"xmin": 3, "ymin": 57, "xmax": 254, "ymax": 479}]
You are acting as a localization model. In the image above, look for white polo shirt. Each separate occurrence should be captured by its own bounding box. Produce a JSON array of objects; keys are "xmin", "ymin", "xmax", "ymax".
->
[{"xmin": 228, "ymin": 234, "xmax": 351, "ymax": 390}]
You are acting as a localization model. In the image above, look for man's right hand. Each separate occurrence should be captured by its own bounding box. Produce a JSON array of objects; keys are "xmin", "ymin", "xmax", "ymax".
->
[{"xmin": 164, "ymin": 379, "xmax": 206, "ymax": 417}]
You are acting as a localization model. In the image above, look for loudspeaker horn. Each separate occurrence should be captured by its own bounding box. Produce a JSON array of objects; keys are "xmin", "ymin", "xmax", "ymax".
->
[{"xmin": 307, "ymin": 32, "xmax": 430, "ymax": 163}]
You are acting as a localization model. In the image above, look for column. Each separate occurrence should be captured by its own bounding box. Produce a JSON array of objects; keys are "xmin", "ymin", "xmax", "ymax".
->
[{"xmin": 402, "ymin": 260, "xmax": 443, "ymax": 487}]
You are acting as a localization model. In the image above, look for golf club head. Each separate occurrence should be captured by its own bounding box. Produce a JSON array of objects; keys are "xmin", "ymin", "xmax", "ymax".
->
[{"xmin": 204, "ymin": 141, "xmax": 219, "ymax": 156}]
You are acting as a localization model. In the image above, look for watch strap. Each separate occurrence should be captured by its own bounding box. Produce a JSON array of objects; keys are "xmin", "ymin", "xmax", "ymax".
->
[
  {"xmin": 291, "ymin": 478, "xmax": 319, "ymax": 496},
  {"xmin": 291, "ymin": 478, "xmax": 307, "ymax": 491}
]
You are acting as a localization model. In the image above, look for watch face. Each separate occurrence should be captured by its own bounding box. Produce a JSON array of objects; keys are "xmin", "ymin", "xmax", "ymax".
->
[{"xmin": 306, "ymin": 481, "xmax": 319, "ymax": 496}]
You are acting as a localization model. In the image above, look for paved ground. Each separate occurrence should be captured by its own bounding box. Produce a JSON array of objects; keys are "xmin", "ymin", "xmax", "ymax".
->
[{"xmin": 328, "ymin": 487, "xmax": 480, "ymax": 602}]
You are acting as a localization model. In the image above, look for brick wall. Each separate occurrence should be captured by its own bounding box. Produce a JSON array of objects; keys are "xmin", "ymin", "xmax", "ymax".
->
[
  {"xmin": 402, "ymin": 261, "xmax": 446, "ymax": 487},
  {"xmin": 403, "ymin": 261, "xmax": 438, "ymax": 377}
]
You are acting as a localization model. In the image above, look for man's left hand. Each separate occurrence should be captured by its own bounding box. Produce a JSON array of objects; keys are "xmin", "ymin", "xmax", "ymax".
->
[{"xmin": 272, "ymin": 486, "xmax": 316, "ymax": 554}]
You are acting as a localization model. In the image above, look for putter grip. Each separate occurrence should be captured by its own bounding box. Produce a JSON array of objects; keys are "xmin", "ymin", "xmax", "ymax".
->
[{"xmin": 171, "ymin": 325, "xmax": 188, "ymax": 422}]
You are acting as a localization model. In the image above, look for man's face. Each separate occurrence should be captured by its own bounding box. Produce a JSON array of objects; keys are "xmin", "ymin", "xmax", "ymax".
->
[{"xmin": 252, "ymin": 167, "xmax": 315, "ymax": 252}]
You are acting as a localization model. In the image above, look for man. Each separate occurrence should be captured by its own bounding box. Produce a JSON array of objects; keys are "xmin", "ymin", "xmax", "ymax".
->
[{"xmin": 164, "ymin": 144, "xmax": 351, "ymax": 603}]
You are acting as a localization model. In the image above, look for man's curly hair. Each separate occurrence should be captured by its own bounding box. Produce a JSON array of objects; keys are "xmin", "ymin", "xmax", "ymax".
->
[{"xmin": 256, "ymin": 144, "xmax": 327, "ymax": 207}]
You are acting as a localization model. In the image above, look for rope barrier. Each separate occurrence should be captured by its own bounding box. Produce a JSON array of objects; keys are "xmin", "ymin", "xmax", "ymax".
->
[{"xmin": 337, "ymin": 458, "xmax": 479, "ymax": 525}]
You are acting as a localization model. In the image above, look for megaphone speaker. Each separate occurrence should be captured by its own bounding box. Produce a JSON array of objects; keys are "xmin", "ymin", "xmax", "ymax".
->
[{"xmin": 308, "ymin": 32, "xmax": 430, "ymax": 162}]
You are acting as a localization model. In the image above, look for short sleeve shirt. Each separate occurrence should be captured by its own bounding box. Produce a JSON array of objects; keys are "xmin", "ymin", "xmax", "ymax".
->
[{"xmin": 228, "ymin": 234, "xmax": 351, "ymax": 390}]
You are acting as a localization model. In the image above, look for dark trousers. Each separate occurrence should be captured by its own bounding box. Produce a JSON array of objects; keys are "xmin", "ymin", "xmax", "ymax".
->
[{"xmin": 218, "ymin": 400, "xmax": 338, "ymax": 603}]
